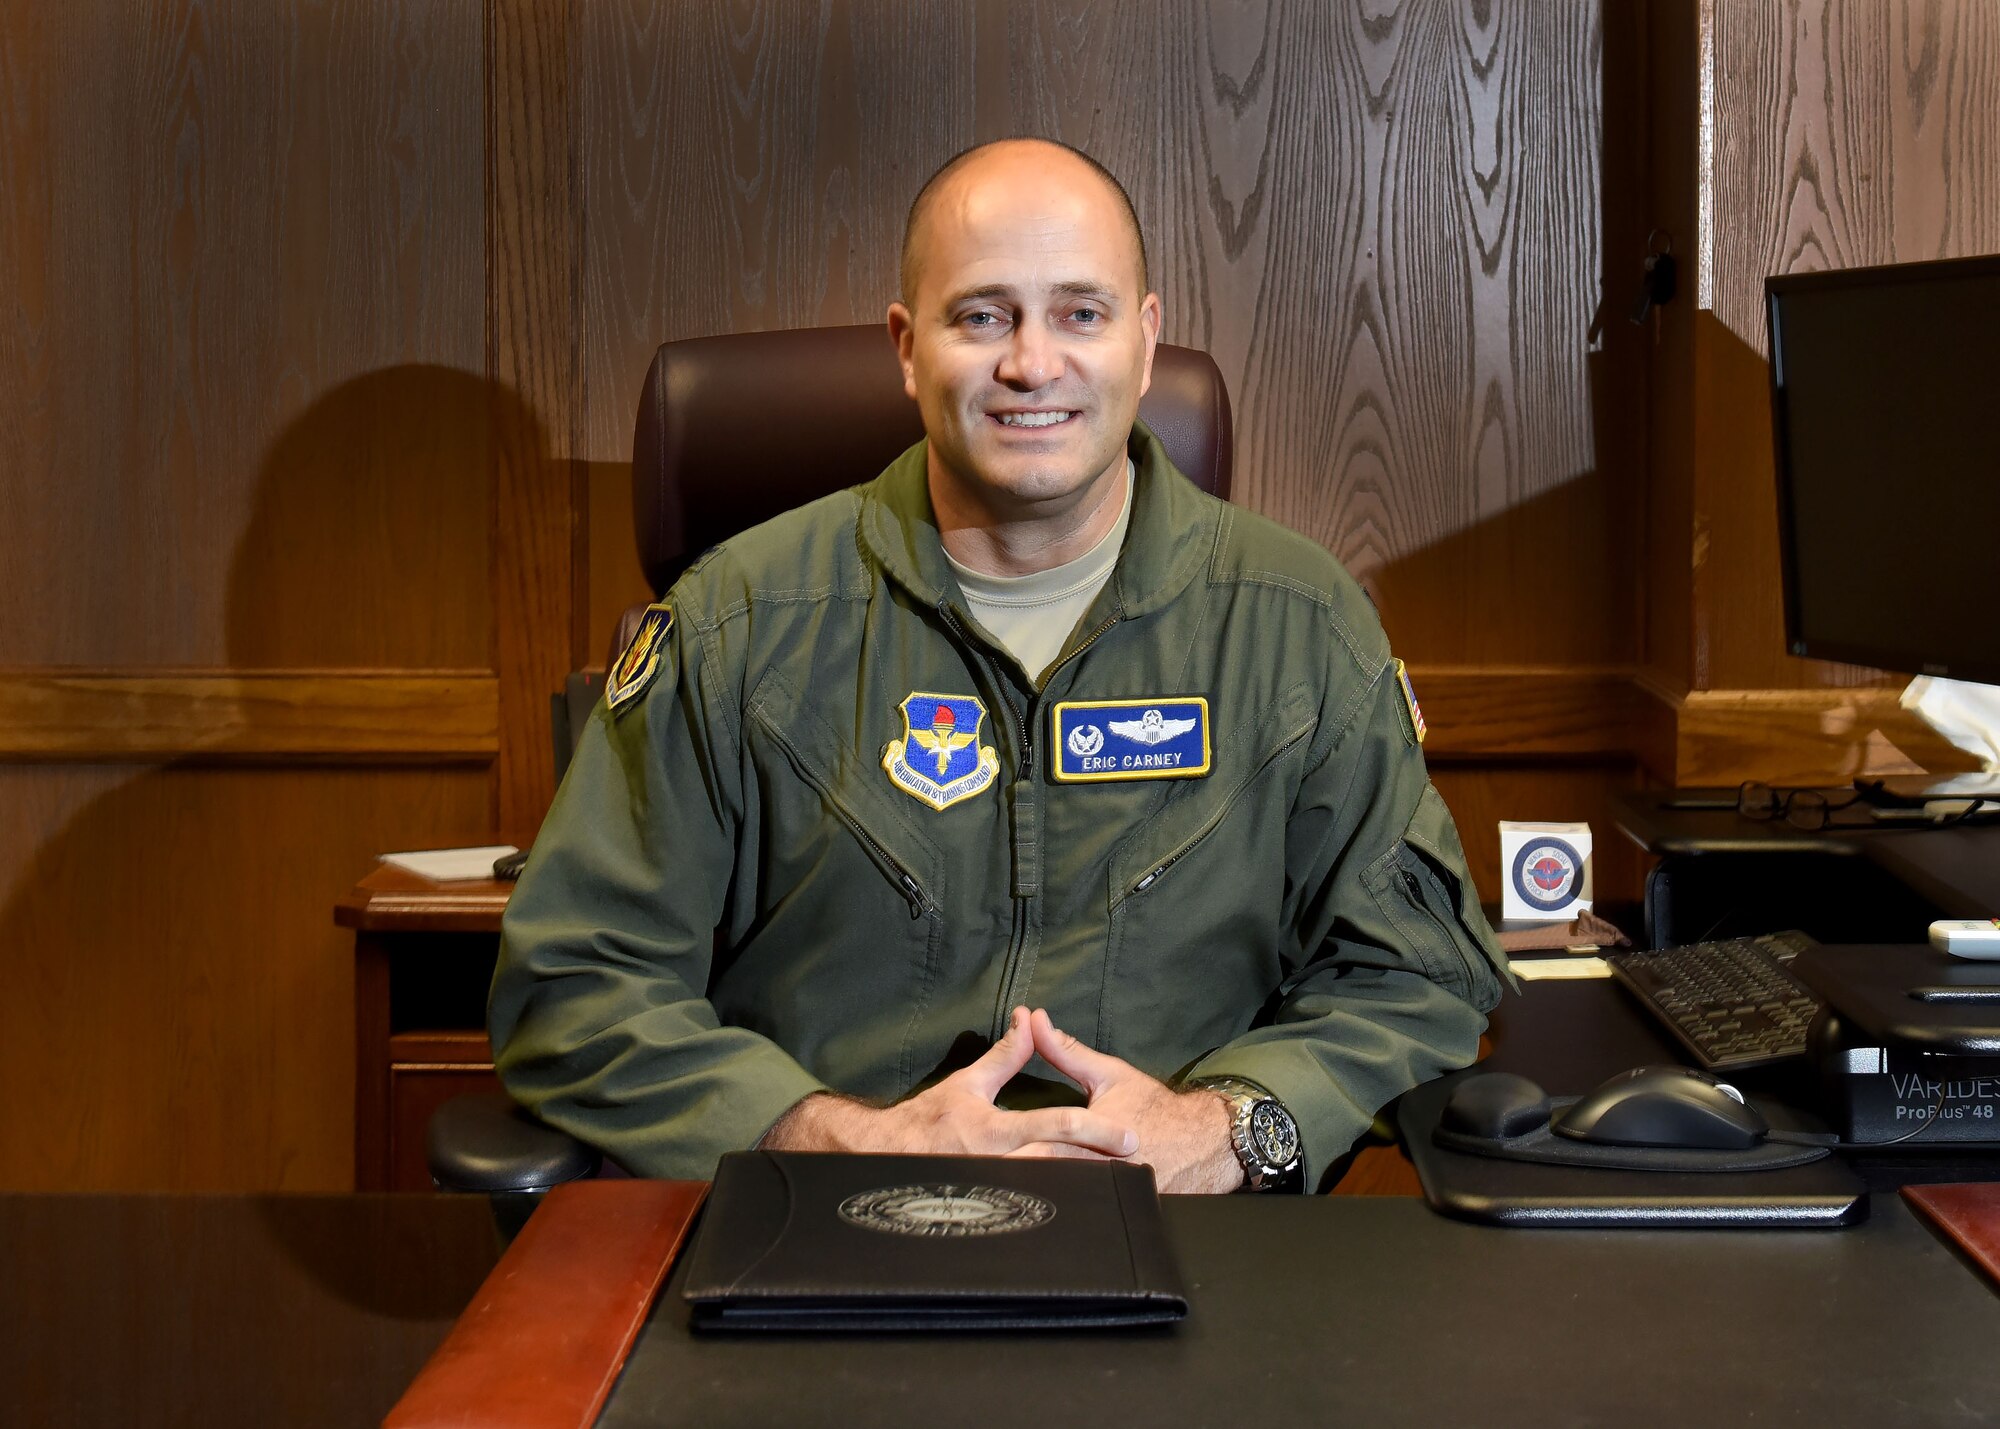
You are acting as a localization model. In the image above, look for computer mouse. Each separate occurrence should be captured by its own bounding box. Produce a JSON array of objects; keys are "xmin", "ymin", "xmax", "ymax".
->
[
  {"xmin": 1439, "ymin": 1072, "xmax": 1553, "ymax": 1140},
  {"xmin": 1553, "ymin": 1065, "xmax": 1769, "ymax": 1150}
]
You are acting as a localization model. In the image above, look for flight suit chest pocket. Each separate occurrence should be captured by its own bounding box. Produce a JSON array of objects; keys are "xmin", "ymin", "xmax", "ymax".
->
[
  {"xmin": 1363, "ymin": 783, "xmax": 1508, "ymax": 1010},
  {"xmin": 744, "ymin": 669, "xmax": 943, "ymax": 922},
  {"xmin": 1110, "ymin": 681, "xmax": 1317, "ymax": 905},
  {"xmin": 1098, "ymin": 683, "xmax": 1317, "ymax": 1053}
]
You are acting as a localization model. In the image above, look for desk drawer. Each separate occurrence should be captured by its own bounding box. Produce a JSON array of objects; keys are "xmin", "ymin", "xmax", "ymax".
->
[{"xmin": 387, "ymin": 1031, "xmax": 499, "ymax": 1193}]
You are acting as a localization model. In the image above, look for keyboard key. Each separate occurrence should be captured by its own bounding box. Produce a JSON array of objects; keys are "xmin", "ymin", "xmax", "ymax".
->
[{"xmin": 1603, "ymin": 933, "xmax": 1823, "ymax": 1072}]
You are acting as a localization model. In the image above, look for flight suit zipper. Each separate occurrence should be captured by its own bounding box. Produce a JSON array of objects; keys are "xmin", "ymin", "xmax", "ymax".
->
[
  {"xmin": 749, "ymin": 697, "xmax": 936, "ymax": 920},
  {"xmin": 1124, "ymin": 716, "xmax": 1316, "ymax": 899},
  {"xmin": 939, "ymin": 602, "xmax": 1119, "ymax": 1033},
  {"xmin": 827, "ymin": 784, "xmax": 936, "ymax": 919}
]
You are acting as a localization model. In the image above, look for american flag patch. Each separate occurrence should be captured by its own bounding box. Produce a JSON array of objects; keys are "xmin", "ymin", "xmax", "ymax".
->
[{"xmin": 1394, "ymin": 659, "xmax": 1426, "ymax": 744}]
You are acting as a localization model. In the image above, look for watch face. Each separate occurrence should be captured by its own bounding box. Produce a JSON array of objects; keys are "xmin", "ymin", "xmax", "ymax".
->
[{"xmin": 1249, "ymin": 1100, "xmax": 1300, "ymax": 1167}]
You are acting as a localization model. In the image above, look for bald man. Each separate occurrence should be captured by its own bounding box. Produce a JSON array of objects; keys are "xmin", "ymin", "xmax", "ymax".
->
[{"xmin": 490, "ymin": 139, "xmax": 1508, "ymax": 1193}]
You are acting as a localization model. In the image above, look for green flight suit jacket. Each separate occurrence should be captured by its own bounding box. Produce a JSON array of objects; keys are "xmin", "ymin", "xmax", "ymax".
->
[{"xmin": 489, "ymin": 424, "xmax": 1511, "ymax": 1188}]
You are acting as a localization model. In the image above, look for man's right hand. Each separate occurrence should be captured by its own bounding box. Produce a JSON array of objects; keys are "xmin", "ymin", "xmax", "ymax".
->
[{"xmin": 760, "ymin": 1006, "xmax": 1139, "ymax": 1158}]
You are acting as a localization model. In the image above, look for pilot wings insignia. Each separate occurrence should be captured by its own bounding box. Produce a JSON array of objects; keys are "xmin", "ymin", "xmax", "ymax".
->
[
  {"xmin": 883, "ymin": 693, "xmax": 999, "ymax": 811},
  {"xmin": 1108, "ymin": 709, "xmax": 1198, "ymax": 746},
  {"xmin": 910, "ymin": 723, "xmax": 976, "ymax": 777}
]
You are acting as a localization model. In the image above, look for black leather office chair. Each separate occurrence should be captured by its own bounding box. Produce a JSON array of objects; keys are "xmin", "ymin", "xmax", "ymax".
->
[{"xmin": 430, "ymin": 323, "xmax": 1235, "ymax": 1192}]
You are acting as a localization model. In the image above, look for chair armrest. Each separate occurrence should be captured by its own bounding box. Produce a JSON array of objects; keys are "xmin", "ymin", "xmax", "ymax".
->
[{"xmin": 427, "ymin": 1092, "xmax": 602, "ymax": 1193}]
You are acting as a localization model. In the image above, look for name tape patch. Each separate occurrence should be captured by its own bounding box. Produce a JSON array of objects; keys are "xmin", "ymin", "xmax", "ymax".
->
[{"xmin": 1052, "ymin": 697, "xmax": 1211, "ymax": 783}]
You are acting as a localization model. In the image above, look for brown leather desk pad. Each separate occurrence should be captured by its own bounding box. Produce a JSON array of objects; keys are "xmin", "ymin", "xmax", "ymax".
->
[{"xmin": 1905, "ymin": 1181, "xmax": 2000, "ymax": 1288}]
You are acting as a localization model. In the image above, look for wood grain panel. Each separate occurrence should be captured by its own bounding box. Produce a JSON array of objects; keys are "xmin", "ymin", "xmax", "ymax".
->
[
  {"xmin": 0, "ymin": 672, "xmax": 497, "ymax": 761},
  {"xmin": 0, "ymin": 764, "xmax": 489, "ymax": 1191},
  {"xmin": 490, "ymin": 0, "xmax": 583, "ymax": 841},
  {"xmin": 1695, "ymin": 0, "xmax": 2000, "ymax": 690},
  {"xmin": 578, "ymin": 1, "xmax": 1642, "ymax": 669},
  {"xmin": 1429, "ymin": 761, "xmax": 1645, "ymax": 907},
  {"xmin": 1643, "ymin": 0, "xmax": 1700, "ymax": 693},
  {"xmin": 0, "ymin": 1, "xmax": 488, "ymax": 670},
  {"xmin": 1668, "ymin": 685, "xmax": 1983, "ymax": 788},
  {"xmin": 1409, "ymin": 667, "xmax": 1639, "ymax": 760}
]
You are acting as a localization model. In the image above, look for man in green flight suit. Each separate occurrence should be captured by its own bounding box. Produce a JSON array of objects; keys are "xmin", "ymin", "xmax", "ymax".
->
[{"xmin": 489, "ymin": 138, "xmax": 1510, "ymax": 1193}]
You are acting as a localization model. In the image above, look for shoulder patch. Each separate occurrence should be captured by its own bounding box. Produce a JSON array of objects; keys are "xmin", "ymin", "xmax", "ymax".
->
[
  {"xmin": 883, "ymin": 692, "xmax": 1000, "ymax": 810},
  {"xmin": 606, "ymin": 604, "xmax": 673, "ymax": 716},
  {"xmin": 1393, "ymin": 659, "xmax": 1425, "ymax": 745}
]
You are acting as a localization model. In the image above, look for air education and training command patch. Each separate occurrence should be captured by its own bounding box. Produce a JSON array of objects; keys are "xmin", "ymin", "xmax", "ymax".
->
[
  {"xmin": 1394, "ymin": 659, "xmax": 1426, "ymax": 745},
  {"xmin": 606, "ymin": 603, "xmax": 673, "ymax": 716},
  {"xmin": 1052, "ymin": 698, "xmax": 1211, "ymax": 782},
  {"xmin": 883, "ymin": 692, "xmax": 1000, "ymax": 811}
]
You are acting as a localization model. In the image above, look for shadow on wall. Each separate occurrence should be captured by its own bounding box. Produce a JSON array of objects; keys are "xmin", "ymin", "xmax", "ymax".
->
[{"xmin": 0, "ymin": 366, "xmax": 537, "ymax": 1194}]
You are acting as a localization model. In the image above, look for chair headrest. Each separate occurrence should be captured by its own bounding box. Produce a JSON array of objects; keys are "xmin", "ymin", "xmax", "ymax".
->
[{"xmin": 631, "ymin": 324, "xmax": 1233, "ymax": 596}]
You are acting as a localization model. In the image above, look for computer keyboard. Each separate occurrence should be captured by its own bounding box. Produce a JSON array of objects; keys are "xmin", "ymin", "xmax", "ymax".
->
[{"xmin": 1602, "ymin": 930, "xmax": 1824, "ymax": 1072}]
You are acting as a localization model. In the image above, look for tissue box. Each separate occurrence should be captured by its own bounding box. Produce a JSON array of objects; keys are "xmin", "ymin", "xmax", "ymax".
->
[{"xmin": 1501, "ymin": 822, "xmax": 1593, "ymax": 922}]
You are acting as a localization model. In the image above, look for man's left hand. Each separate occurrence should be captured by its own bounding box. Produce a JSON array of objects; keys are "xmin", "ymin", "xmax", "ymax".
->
[{"xmin": 1016, "ymin": 1008, "xmax": 1244, "ymax": 1193}]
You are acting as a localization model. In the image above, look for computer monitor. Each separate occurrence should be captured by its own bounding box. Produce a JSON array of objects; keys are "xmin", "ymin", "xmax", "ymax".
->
[{"xmin": 1766, "ymin": 254, "xmax": 2000, "ymax": 685}]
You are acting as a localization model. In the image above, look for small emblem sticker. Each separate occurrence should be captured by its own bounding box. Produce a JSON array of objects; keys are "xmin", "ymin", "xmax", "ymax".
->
[
  {"xmin": 1510, "ymin": 836, "xmax": 1584, "ymax": 914},
  {"xmin": 883, "ymin": 692, "xmax": 1000, "ymax": 810},
  {"xmin": 1052, "ymin": 698, "xmax": 1211, "ymax": 782},
  {"xmin": 606, "ymin": 604, "xmax": 673, "ymax": 716}
]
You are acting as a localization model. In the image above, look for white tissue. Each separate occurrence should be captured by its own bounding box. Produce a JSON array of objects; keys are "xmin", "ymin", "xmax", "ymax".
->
[{"xmin": 1902, "ymin": 677, "xmax": 2000, "ymax": 771}]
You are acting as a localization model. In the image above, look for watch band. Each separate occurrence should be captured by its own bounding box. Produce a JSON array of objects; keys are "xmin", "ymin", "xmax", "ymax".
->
[{"xmin": 1187, "ymin": 1075, "xmax": 1305, "ymax": 1193}]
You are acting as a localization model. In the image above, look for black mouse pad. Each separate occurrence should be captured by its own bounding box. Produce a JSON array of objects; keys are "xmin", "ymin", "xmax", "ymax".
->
[{"xmin": 1400, "ymin": 1072, "xmax": 1869, "ymax": 1229}]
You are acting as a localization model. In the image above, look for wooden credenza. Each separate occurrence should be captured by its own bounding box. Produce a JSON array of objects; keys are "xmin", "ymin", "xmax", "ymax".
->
[{"xmin": 336, "ymin": 865, "xmax": 511, "ymax": 1192}]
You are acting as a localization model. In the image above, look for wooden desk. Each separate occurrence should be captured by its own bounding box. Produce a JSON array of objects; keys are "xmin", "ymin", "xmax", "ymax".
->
[{"xmin": 336, "ymin": 866, "xmax": 511, "ymax": 1191}]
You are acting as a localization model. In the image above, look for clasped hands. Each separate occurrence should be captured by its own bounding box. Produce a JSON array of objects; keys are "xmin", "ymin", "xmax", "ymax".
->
[{"xmin": 764, "ymin": 1006, "xmax": 1242, "ymax": 1193}]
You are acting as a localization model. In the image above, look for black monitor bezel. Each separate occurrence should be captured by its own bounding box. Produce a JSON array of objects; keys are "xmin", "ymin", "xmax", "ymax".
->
[{"xmin": 1764, "ymin": 252, "xmax": 2000, "ymax": 684}]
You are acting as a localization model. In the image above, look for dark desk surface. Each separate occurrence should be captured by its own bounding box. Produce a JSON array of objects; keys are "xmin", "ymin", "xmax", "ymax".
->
[
  {"xmin": 604, "ymin": 1192, "xmax": 2000, "ymax": 1429},
  {"xmin": 598, "ymin": 979, "xmax": 2000, "ymax": 1427},
  {"xmin": 2, "ymin": 1193, "xmax": 512, "ymax": 1429}
]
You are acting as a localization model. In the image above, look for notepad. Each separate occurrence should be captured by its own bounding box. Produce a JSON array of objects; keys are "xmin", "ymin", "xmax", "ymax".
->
[
  {"xmin": 379, "ymin": 845, "xmax": 518, "ymax": 881},
  {"xmin": 1511, "ymin": 956, "xmax": 1612, "ymax": 981}
]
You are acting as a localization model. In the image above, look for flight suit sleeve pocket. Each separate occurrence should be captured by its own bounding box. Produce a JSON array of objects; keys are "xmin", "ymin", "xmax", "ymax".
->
[{"xmin": 1365, "ymin": 784, "xmax": 1511, "ymax": 1010}]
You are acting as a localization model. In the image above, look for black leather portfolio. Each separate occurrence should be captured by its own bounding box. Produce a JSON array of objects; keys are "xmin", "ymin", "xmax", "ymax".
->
[{"xmin": 679, "ymin": 1151, "xmax": 1188, "ymax": 1331}]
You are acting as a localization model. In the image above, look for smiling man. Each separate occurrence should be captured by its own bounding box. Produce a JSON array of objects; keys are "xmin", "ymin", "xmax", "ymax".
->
[{"xmin": 489, "ymin": 139, "xmax": 1509, "ymax": 1193}]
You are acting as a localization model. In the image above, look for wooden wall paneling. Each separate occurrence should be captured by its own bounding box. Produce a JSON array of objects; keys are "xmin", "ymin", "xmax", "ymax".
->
[
  {"xmin": 0, "ymin": 765, "xmax": 490, "ymax": 1191},
  {"xmin": 0, "ymin": 3, "xmax": 489, "ymax": 670},
  {"xmin": 490, "ymin": 0, "xmax": 584, "ymax": 841},
  {"xmin": 0, "ymin": 0, "xmax": 497, "ymax": 1195},
  {"xmin": 1695, "ymin": 0, "xmax": 2000, "ymax": 692},
  {"xmin": 0, "ymin": 672, "xmax": 497, "ymax": 761},
  {"xmin": 1215, "ymin": 2, "xmax": 1629, "ymax": 668},
  {"xmin": 1427, "ymin": 762, "xmax": 1644, "ymax": 909},
  {"xmin": 1667, "ymin": 686, "xmax": 1983, "ymax": 788},
  {"xmin": 579, "ymin": 4, "xmax": 1636, "ymax": 679},
  {"xmin": 1641, "ymin": 0, "xmax": 1699, "ymax": 694},
  {"xmin": 1410, "ymin": 666, "xmax": 1639, "ymax": 761}
]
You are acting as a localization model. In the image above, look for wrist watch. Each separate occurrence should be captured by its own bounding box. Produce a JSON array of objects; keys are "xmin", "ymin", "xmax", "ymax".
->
[{"xmin": 1187, "ymin": 1075, "xmax": 1304, "ymax": 1193}]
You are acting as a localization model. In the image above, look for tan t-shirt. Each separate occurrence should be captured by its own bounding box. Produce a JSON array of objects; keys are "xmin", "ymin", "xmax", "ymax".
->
[{"xmin": 945, "ymin": 461, "xmax": 1134, "ymax": 684}]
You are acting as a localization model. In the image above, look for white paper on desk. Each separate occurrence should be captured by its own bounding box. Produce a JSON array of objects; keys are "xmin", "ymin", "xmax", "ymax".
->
[
  {"xmin": 1903, "ymin": 676, "xmax": 2000, "ymax": 771},
  {"xmin": 379, "ymin": 845, "xmax": 518, "ymax": 881},
  {"xmin": 1510, "ymin": 956, "xmax": 1611, "ymax": 981}
]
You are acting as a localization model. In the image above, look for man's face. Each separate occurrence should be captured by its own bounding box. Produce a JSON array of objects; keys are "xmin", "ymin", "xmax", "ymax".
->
[{"xmin": 889, "ymin": 149, "xmax": 1161, "ymax": 518}]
